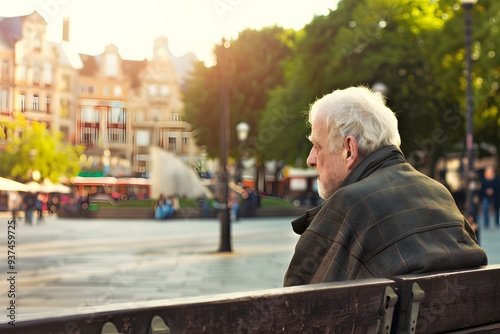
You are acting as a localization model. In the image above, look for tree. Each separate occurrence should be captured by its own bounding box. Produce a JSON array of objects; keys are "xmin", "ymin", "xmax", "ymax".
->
[
  {"xmin": 0, "ymin": 114, "xmax": 83, "ymax": 182},
  {"xmin": 184, "ymin": 0, "xmax": 500, "ymax": 179},
  {"xmin": 420, "ymin": 0, "xmax": 500, "ymax": 169},
  {"xmin": 260, "ymin": 0, "xmax": 464, "ymax": 173},
  {"xmin": 463, "ymin": 0, "xmax": 500, "ymax": 164},
  {"xmin": 183, "ymin": 26, "xmax": 295, "ymax": 159}
]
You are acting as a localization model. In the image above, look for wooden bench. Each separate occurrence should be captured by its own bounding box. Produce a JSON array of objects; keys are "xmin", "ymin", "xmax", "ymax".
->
[
  {"xmin": 392, "ymin": 265, "xmax": 500, "ymax": 333},
  {"xmin": 2, "ymin": 265, "xmax": 499, "ymax": 333}
]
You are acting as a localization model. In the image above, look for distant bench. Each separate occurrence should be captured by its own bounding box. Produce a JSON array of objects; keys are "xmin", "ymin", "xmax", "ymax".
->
[{"xmin": 3, "ymin": 264, "xmax": 499, "ymax": 333}]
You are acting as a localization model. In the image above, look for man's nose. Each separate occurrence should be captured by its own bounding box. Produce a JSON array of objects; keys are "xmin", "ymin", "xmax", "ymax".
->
[{"xmin": 306, "ymin": 150, "xmax": 316, "ymax": 167}]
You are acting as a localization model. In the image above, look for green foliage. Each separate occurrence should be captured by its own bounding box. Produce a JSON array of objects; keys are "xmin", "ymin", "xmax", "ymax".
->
[
  {"xmin": 420, "ymin": 0, "xmax": 500, "ymax": 167},
  {"xmin": 184, "ymin": 0, "xmax": 500, "ymax": 171},
  {"xmin": 183, "ymin": 26, "xmax": 295, "ymax": 158},
  {"xmin": 261, "ymin": 0, "xmax": 499, "ymax": 169},
  {"xmin": 468, "ymin": 0, "xmax": 500, "ymax": 158},
  {"xmin": 0, "ymin": 114, "xmax": 83, "ymax": 182},
  {"xmin": 183, "ymin": 60, "xmax": 221, "ymax": 157}
]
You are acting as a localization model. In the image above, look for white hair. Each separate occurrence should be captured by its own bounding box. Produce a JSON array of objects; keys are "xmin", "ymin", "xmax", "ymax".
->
[{"xmin": 308, "ymin": 86, "xmax": 401, "ymax": 156}]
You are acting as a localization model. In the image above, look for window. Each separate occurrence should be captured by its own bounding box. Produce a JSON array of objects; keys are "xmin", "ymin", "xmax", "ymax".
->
[
  {"xmin": 33, "ymin": 95, "xmax": 39, "ymax": 111},
  {"xmin": 33, "ymin": 34, "xmax": 41, "ymax": 51},
  {"xmin": 60, "ymin": 99, "xmax": 69, "ymax": 118},
  {"xmin": 103, "ymin": 86, "xmax": 110, "ymax": 96},
  {"xmin": 105, "ymin": 54, "xmax": 118, "ymax": 77},
  {"xmin": 43, "ymin": 62, "xmax": 52, "ymax": 86},
  {"xmin": 168, "ymin": 137, "xmax": 176, "ymax": 151},
  {"xmin": 1, "ymin": 89, "xmax": 8, "ymax": 112},
  {"xmin": 1, "ymin": 60, "xmax": 9, "ymax": 80},
  {"xmin": 20, "ymin": 94, "xmax": 26, "ymax": 112},
  {"xmin": 17, "ymin": 64, "xmax": 26, "ymax": 83},
  {"xmin": 32, "ymin": 63, "xmax": 40, "ymax": 85},
  {"xmin": 46, "ymin": 96, "xmax": 51, "ymax": 113},
  {"xmin": 112, "ymin": 133, "xmax": 121, "ymax": 143},
  {"xmin": 61, "ymin": 74, "xmax": 71, "ymax": 91},
  {"xmin": 81, "ymin": 127, "xmax": 99, "ymax": 146},
  {"xmin": 160, "ymin": 85, "xmax": 170, "ymax": 96},
  {"xmin": 108, "ymin": 107, "xmax": 125, "ymax": 124},
  {"xmin": 114, "ymin": 85, "xmax": 122, "ymax": 97},
  {"xmin": 137, "ymin": 161, "xmax": 147, "ymax": 174},
  {"xmin": 171, "ymin": 112, "xmax": 180, "ymax": 122},
  {"xmin": 136, "ymin": 130, "xmax": 150, "ymax": 147},
  {"xmin": 151, "ymin": 108, "xmax": 160, "ymax": 121},
  {"xmin": 81, "ymin": 106, "xmax": 99, "ymax": 123},
  {"xmin": 148, "ymin": 84, "xmax": 157, "ymax": 96},
  {"xmin": 135, "ymin": 110, "xmax": 144, "ymax": 121},
  {"xmin": 108, "ymin": 128, "xmax": 125, "ymax": 143},
  {"xmin": 80, "ymin": 85, "xmax": 94, "ymax": 94},
  {"xmin": 79, "ymin": 107, "xmax": 100, "ymax": 146},
  {"xmin": 182, "ymin": 133, "xmax": 189, "ymax": 147},
  {"xmin": 60, "ymin": 126, "xmax": 69, "ymax": 141}
]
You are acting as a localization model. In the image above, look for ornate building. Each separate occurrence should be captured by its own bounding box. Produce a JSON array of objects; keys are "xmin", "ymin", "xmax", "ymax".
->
[
  {"xmin": 76, "ymin": 43, "xmax": 134, "ymax": 176},
  {"xmin": 0, "ymin": 12, "xmax": 64, "ymax": 131},
  {"xmin": 0, "ymin": 11, "xmax": 197, "ymax": 177},
  {"xmin": 128, "ymin": 37, "xmax": 195, "ymax": 175}
]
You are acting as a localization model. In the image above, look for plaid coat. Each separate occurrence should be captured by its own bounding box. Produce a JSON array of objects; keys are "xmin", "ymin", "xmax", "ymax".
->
[{"xmin": 284, "ymin": 161, "xmax": 488, "ymax": 287}]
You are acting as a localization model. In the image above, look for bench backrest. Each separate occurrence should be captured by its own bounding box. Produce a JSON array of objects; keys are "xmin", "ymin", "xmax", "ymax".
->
[
  {"xmin": 392, "ymin": 264, "xmax": 500, "ymax": 333},
  {"xmin": 1, "ymin": 278, "xmax": 396, "ymax": 334},
  {"xmin": 2, "ymin": 265, "xmax": 499, "ymax": 333}
]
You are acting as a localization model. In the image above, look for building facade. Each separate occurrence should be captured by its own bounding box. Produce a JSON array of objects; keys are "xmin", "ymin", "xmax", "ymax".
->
[
  {"xmin": 0, "ymin": 11, "xmax": 197, "ymax": 177},
  {"xmin": 128, "ymin": 37, "xmax": 195, "ymax": 175}
]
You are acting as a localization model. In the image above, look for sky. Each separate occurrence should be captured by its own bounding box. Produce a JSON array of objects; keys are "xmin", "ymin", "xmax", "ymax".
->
[{"xmin": 0, "ymin": 0, "xmax": 338, "ymax": 65}]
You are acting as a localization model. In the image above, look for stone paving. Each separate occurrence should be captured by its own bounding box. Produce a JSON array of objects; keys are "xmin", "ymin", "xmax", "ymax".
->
[
  {"xmin": 0, "ymin": 212, "xmax": 498, "ymax": 322},
  {"xmin": 0, "ymin": 214, "xmax": 299, "ymax": 321}
]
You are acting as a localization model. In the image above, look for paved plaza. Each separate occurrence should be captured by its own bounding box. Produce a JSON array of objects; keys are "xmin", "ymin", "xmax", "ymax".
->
[{"xmin": 1, "ymin": 213, "xmax": 499, "ymax": 322}]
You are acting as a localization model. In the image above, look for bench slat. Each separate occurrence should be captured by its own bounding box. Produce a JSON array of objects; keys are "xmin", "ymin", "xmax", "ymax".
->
[
  {"xmin": 392, "ymin": 265, "xmax": 500, "ymax": 333},
  {"xmin": 1, "ymin": 279, "xmax": 395, "ymax": 334},
  {"xmin": 446, "ymin": 323, "xmax": 500, "ymax": 333},
  {"xmin": 4, "ymin": 265, "xmax": 498, "ymax": 333}
]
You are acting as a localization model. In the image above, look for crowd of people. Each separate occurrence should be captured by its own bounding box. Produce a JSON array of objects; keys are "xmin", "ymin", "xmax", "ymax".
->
[
  {"xmin": 154, "ymin": 194, "xmax": 179, "ymax": 220},
  {"xmin": 153, "ymin": 185, "xmax": 261, "ymax": 221},
  {"xmin": 7, "ymin": 190, "xmax": 50, "ymax": 225}
]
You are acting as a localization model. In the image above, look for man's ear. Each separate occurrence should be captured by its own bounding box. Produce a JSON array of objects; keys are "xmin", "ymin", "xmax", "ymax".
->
[{"xmin": 343, "ymin": 135, "xmax": 360, "ymax": 170}]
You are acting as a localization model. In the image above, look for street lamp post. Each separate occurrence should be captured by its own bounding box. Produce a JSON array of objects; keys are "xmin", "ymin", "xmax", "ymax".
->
[
  {"xmin": 236, "ymin": 121, "xmax": 250, "ymax": 143},
  {"xmin": 461, "ymin": 0, "xmax": 477, "ymax": 217},
  {"xmin": 235, "ymin": 121, "xmax": 250, "ymax": 183},
  {"xmin": 371, "ymin": 82, "xmax": 389, "ymax": 96},
  {"xmin": 218, "ymin": 38, "xmax": 231, "ymax": 253}
]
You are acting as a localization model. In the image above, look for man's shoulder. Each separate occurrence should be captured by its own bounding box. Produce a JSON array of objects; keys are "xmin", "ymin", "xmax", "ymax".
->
[{"xmin": 338, "ymin": 163, "xmax": 447, "ymax": 205}]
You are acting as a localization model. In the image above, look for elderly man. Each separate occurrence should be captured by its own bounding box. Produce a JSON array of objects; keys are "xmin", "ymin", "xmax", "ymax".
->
[{"xmin": 284, "ymin": 86, "xmax": 487, "ymax": 287}]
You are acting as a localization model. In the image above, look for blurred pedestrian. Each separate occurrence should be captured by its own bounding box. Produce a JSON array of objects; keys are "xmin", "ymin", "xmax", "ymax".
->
[
  {"xmin": 241, "ymin": 185, "xmax": 259, "ymax": 217},
  {"xmin": 154, "ymin": 194, "xmax": 176, "ymax": 220},
  {"xmin": 229, "ymin": 191, "xmax": 240, "ymax": 222},
  {"xmin": 197, "ymin": 195, "xmax": 211, "ymax": 218},
  {"xmin": 7, "ymin": 191, "xmax": 22, "ymax": 221},
  {"xmin": 479, "ymin": 165, "xmax": 500, "ymax": 228},
  {"xmin": 164, "ymin": 195, "xmax": 177, "ymax": 218},
  {"xmin": 23, "ymin": 191, "xmax": 37, "ymax": 225},
  {"xmin": 154, "ymin": 194, "xmax": 166, "ymax": 220},
  {"xmin": 35, "ymin": 192, "xmax": 48, "ymax": 224}
]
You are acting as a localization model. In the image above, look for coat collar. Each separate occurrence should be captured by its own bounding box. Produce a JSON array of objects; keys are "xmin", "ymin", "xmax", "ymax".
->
[{"xmin": 291, "ymin": 145, "xmax": 405, "ymax": 235}]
